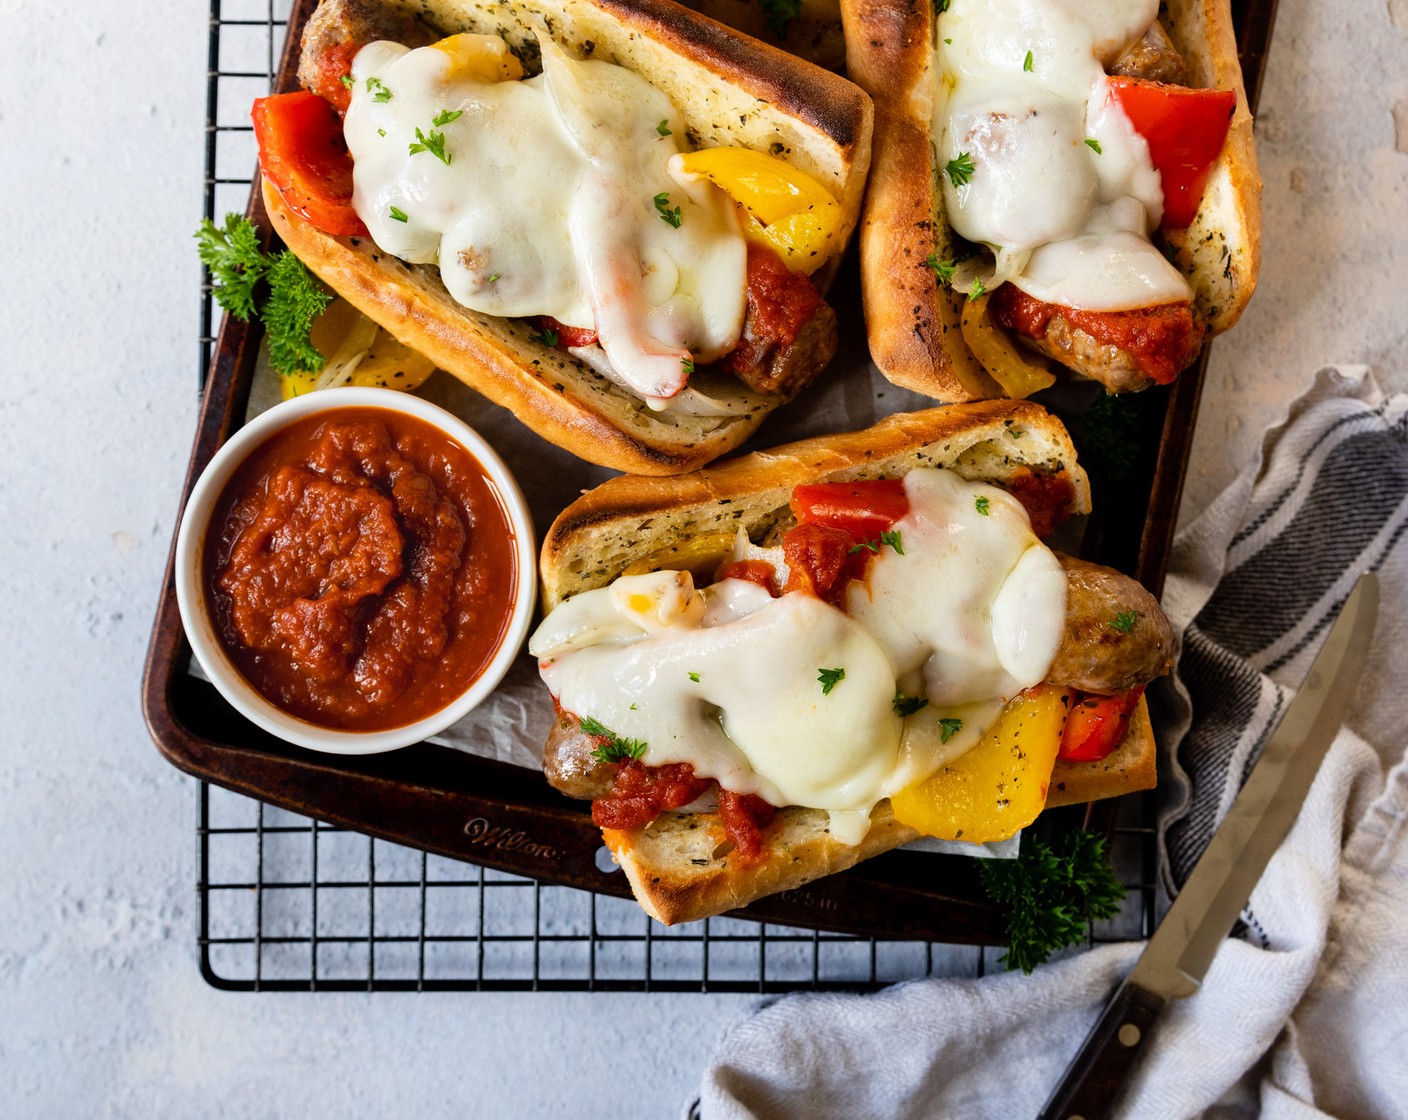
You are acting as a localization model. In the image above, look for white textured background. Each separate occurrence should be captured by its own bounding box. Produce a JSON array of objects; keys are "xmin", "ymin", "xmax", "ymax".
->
[{"xmin": 1, "ymin": 0, "xmax": 1404, "ymax": 1115}]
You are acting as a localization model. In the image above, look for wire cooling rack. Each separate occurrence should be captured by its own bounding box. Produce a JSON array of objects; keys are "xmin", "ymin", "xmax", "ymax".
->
[
  {"xmin": 193, "ymin": 0, "xmax": 1157, "ymax": 993},
  {"xmin": 199, "ymin": 782, "xmax": 1157, "ymax": 992}
]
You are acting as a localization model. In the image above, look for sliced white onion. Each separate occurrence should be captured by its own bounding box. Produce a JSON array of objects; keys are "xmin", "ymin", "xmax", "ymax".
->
[
  {"xmin": 312, "ymin": 314, "xmax": 381, "ymax": 391},
  {"xmin": 950, "ymin": 245, "xmax": 1031, "ymax": 302}
]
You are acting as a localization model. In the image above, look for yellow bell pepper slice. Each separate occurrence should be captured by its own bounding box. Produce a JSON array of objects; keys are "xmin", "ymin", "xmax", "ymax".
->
[
  {"xmin": 280, "ymin": 299, "xmax": 436, "ymax": 399},
  {"xmin": 960, "ymin": 292, "xmax": 1056, "ymax": 399},
  {"xmin": 621, "ymin": 532, "xmax": 740, "ymax": 583},
  {"xmin": 674, "ymin": 148, "xmax": 842, "ymax": 275},
  {"xmin": 431, "ymin": 34, "xmax": 524, "ymax": 83},
  {"xmin": 889, "ymin": 685, "xmax": 1068, "ymax": 844}
]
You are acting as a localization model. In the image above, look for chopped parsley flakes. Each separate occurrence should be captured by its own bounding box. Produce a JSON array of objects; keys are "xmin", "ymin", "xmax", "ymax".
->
[
  {"xmin": 939, "ymin": 718, "xmax": 964, "ymax": 743},
  {"xmin": 654, "ymin": 192, "xmax": 683, "ymax": 228},
  {"xmin": 892, "ymin": 692, "xmax": 929, "ymax": 717},
  {"xmin": 975, "ymin": 496, "xmax": 991, "ymax": 516},
  {"xmin": 409, "ymin": 126, "xmax": 451, "ymax": 164},
  {"xmin": 924, "ymin": 254, "xmax": 957, "ymax": 284},
  {"xmin": 945, "ymin": 152, "xmax": 975, "ymax": 187},
  {"xmin": 818, "ymin": 667, "xmax": 846, "ymax": 695},
  {"xmin": 579, "ymin": 716, "xmax": 648, "ymax": 764},
  {"xmin": 849, "ymin": 530, "xmax": 904, "ymax": 557},
  {"xmin": 1109, "ymin": 609, "xmax": 1140, "ymax": 633}
]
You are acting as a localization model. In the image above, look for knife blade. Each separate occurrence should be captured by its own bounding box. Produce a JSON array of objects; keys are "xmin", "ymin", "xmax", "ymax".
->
[{"xmin": 1036, "ymin": 571, "xmax": 1379, "ymax": 1120}]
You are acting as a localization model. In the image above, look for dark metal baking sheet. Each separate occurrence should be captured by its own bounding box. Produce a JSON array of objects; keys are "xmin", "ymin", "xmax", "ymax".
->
[{"xmin": 145, "ymin": 0, "xmax": 1277, "ymax": 947}]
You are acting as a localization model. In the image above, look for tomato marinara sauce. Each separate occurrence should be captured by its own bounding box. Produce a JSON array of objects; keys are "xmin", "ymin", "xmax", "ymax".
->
[{"xmin": 203, "ymin": 407, "xmax": 519, "ymax": 732}]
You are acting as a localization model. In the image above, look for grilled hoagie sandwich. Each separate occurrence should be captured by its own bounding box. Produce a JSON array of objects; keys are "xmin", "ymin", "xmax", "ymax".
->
[
  {"xmin": 258, "ymin": 0, "xmax": 872, "ymax": 474},
  {"xmin": 841, "ymin": 0, "xmax": 1260, "ymax": 401},
  {"xmin": 528, "ymin": 402, "xmax": 1172, "ymax": 924}
]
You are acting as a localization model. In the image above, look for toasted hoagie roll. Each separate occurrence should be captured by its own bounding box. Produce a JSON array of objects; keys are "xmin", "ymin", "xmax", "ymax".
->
[
  {"xmin": 841, "ymin": 0, "xmax": 1260, "ymax": 401},
  {"xmin": 530, "ymin": 402, "xmax": 1169, "ymax": 924},
  {"xmin": 262, "ymin": 0, "xmax": 873, "ymax": 474}
]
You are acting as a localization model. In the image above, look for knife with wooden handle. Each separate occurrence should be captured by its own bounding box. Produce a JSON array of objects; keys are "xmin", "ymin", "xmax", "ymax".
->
[{"xmin": 1036, "ymin": 572, "xmax": 1379, "ymax": 1120}]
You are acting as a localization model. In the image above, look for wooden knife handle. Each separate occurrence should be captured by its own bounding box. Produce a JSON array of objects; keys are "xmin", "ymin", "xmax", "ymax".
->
[{"xmin": 1036, "ymin": 979, "xmax": 1164, "ymax": 1120}]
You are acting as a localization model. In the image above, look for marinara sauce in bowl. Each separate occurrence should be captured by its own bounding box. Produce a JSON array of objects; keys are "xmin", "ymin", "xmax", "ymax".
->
[{"xmin": 176, "ymin": 388, "xmax": 537, "ymax": 753}]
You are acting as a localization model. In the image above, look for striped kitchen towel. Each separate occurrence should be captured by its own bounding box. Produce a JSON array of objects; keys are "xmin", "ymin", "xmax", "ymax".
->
[
  {"xmin": 695, "ymin": 365, "xmax": 1408, "ymax": 1120},
  {"xmin": 1158, "ymin": 365, "xmax": 1408, "ymax": 898}
]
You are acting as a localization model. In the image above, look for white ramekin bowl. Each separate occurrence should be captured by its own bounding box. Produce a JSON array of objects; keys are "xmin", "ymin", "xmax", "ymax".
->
[{"xmin": 175, "ymin": 387, "xmax": 537, "ymax": 753}]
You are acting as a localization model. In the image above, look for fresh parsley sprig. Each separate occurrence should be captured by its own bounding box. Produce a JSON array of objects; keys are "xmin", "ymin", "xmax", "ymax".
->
[
  {"xmin": 263, "ymin": 250, "xmax": 333, "ymax": 376},
  {"xmin": 195, "ymin": 214, "xmax": 265, "ymax": 321},
  {"xmin": 194, "ymin": 214, "xmax": 332, "ymax": 379},
  {"xmin": 978, "ymin": 830, "xmax": 1125, "ymax": 973},
  {"xmin": 579, "ymin": 715, "xmax": 648, "ymax": 764}
]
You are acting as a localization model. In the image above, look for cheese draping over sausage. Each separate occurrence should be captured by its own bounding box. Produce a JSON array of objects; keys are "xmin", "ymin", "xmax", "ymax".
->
[
  {"xmin": 343, "ymin": 36, "xmax": 747, "ymax": 406},
  {"xmin": 935, "ymin": 0, "xmax": 1192, "ymax": 310},
  {"xmin": 529, "ymin": 469, "xmax": 1067, "ymax": 844}
]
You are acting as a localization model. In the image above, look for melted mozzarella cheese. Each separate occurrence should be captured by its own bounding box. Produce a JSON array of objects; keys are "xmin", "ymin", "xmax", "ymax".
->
[
  {"xmin": 529, "ymin": 469, "xmax": 1069, "ymax": 844},
  {"xmin": 934, "ymin": 0, "xmax": 1191, "ymax": 311},
  {"xmin": 343, "ymin": 38, "xmax": 747, "ymax": 406},
  {"xmin": 846, "ymin": 470, "xmax": 1065, "ymax": 704}
]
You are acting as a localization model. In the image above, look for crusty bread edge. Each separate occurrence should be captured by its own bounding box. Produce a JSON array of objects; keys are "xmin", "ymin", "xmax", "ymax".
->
[
  {"xmin": 271, "ymin": 0, "xmax": 874, "ymax": 474},
  {"xmin": 606, "ymin": 697, "xmax": 1156, "ymax": 925},
  {"xmin": 839, "ymin": 0, "xmax": 1261, "ymax": 400},
  {"xmin": 540, "ymin": 398, "xmax": 1092, "ymax": 608}
]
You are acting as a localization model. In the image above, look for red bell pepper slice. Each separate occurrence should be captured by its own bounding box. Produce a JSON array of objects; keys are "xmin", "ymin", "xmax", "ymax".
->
[
  {"xmin": 533, "ymin": 316, "xmax": 599, "ymax": 349},
  {"xmin": 789, "ymin": 479, "xmax": 909, "ymax": 543},
  {"xmin": 1058, "ymin": 686, "xmax": 1145, "ymax": 763},
  {"xmin": 1106, "ymin": 77, "xmax": 1236, "ymax": 230},
  {"xmin": 252, "ymin": 92, "xmax": 368, "ymax": 238}
]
